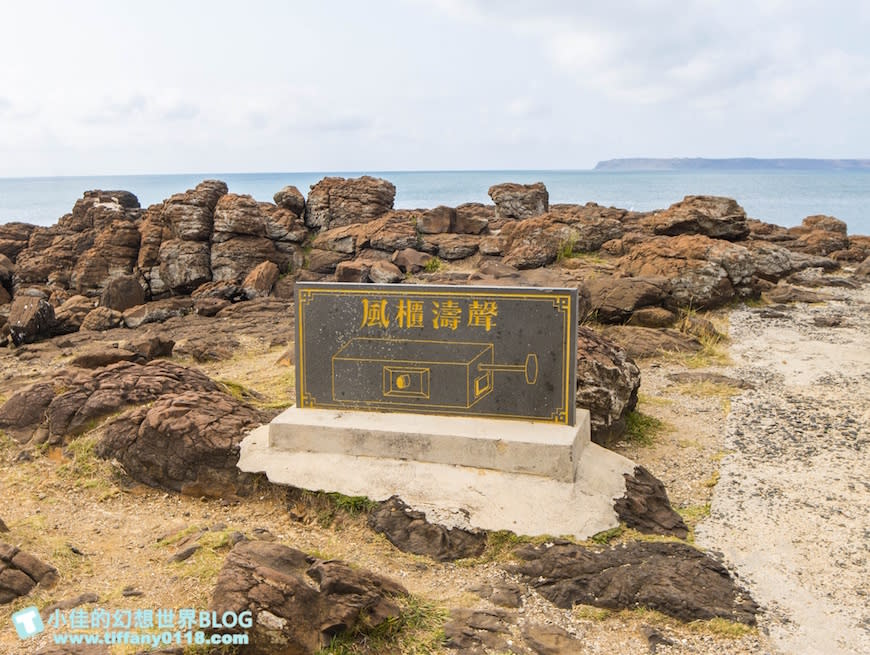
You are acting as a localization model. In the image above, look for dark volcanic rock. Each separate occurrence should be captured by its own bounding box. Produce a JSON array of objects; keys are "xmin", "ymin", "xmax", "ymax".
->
[
  {"xmin": 210, "ymin": 540, "xmax": 406, "ymax": 655},
  {"xmin": 305, "ymin": 176, "xmax": 396, "ymax": 230},
  {"xmin": 391, "ymin": 248, "xmax": 434, "ymax": 274},
  {"xmin": 96, "ymin": 390, "xmax": 267, "ymax": 497},
  {"xmin": 0, "ymin": 381, "xmax": 55, "ymax": 442},
  {"xmin": 7, "ymin": 296, "xmax": 55, "ymax": 345},
  {"xmin": 368, "ymin": 496, "xmax": 487, "ymax": 561},
  {"xmin": 69, "ymin": 348, "xmax": 141, "ymax": 369},
  {"xmin": 419, "ymin": 205, "xmax": 455, "ymax": 234},
  {"xmin": 509, "ymin": 540, "xmax": 758, "ymax": 624},
  {"xmin": 576, "ymin": 327, "xmax": 641, "ymax": 446},
  {"xmin": 643, "ymin": 195, "xmax": 749, "ymax": 240},
  {"xmin": 0, "ymin": 542, "xmax": 59, "ymax": 604},
  {"xmin": 614, "ymin": 466, "xmax": 688, "ymax": 538},
  {"xmin": 488, "ymin": 182, "xmax": 549, "ymax": 221}
]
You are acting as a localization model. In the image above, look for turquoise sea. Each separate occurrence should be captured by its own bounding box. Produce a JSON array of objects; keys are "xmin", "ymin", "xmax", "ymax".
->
[{"xmin": 0, "ymin": 170, "xmax": 868, "ymax": 234}]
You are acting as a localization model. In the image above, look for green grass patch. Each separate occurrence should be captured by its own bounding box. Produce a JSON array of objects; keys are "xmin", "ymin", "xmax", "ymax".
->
[
  {"xmin": 688, "ymin": 617, "xmax": 756, "ymax": 637},
  {"xmin": 588, "ymin": 524, "xmax": 625, "ymax": 545},
  {"xmin": 623, "ymin": 411, "xmax": 666, "ymax": 446},
  {"xmin": 423, "ymin": 257, "xmax": 442, "ymax": 273},
  {"xmin": 316, "ymin": 595, "xmax": 448, "ymax": 655},
  {"xmin": 573, "ymin": 604, "xmax": 612, "ymax": 621}
]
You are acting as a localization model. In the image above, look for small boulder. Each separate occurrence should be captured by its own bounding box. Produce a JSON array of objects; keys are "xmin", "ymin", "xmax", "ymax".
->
[
  {"xmin": 368, "ymin": 497, "xmax": 487, "ymax": 561},
  {"xmin": 273, "ymin": 185, "xmax": 306, "ymax": 216},
  {"xmin": 210, "ymin": 540, "xmax": 406, "ymax": 654},
  {"xmin": 454, "ymin": 203, "xmax": 491, "ymax": 234},
  {"xmin": 0, "ymin": 542, "xmax": 59, "ymax": 604},
  {"xmin": 419, "ymin": 206, "xmax": 455, "ymax": 234},
  {"xmin": 242, "ymin": 261, "xmax": 280, "ymax": 298},
  {"xmin": 488, "ymin": 182, "xmax": 549, "ymax": 221},
  {"xmin": 421, "ymin": 233, "xmax": 479, "ymax": 260},
  {"xmin": 96, "ymin": 389, "xmax": 267, "ymax": 497},
  {"xmin": 99, "ymin": 274, "xmax": 146, "ymax": 312},
  {"xmin": 856, "ymin": 255, "xmax": 870, "ymax": 278},
  {"xmin": 7, "ymin": 296, "xmax": 55, "ymax": 345},
  {"xmin": 122, "ymin": 298, "xmax": 193, "ymax": 328},
  {"xmin": 586, "ymin": 276, "xmax": 671, "ymax": 323},
  {"xmin": 391, "ymin": 248, "xmax": 434, "ymax": 274},
  {"xmin": 335, "ymin": 260, "xmax": 371, "ymax": 283},
  {"xmin": 69, "ymin": 348, "xmax": 140, "ymax": 369},
  {"xmin": 627, "ymin": 307, "xmax": 676, "ymax": 328},
  {"xmin": 368, "ymin": 260, "xmax": 404, "ymax": 284},
  {"xmin": 80, "ymin": 307, "xmax": 124, "ymax": 332},
  {"xmin": 53, "ymin": 295, "xmax": 98, "ymax": 334},
  {"xmin": 614, "ymin": 466, "xmax": 688, "ymax": 537},
  {"xmin": 576, "ymin": 327, "xmax": 641, "ymax": 446}
]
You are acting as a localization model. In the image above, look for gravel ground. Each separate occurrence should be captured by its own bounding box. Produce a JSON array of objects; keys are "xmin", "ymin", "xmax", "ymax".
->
[{"xmin": 696, "ymin": 281, "xmax": 870, "ymax": 655}]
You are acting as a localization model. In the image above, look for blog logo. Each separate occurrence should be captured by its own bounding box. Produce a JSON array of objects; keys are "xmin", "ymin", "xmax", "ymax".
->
[{"xmin": 12, "ymin": 606, "xmax": 45, "ymax": 639}]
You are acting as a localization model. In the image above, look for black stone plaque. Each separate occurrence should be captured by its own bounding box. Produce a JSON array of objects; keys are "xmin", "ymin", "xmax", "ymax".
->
[{"xmin": 295, "ymin": 283, "xmax": 579, "ymax": 425}]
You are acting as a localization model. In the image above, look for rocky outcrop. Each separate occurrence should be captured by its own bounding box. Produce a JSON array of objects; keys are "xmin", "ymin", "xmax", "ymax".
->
[
  {"xmin": 509, "ymin": 540, "xmax": 758, "ymax": 624},
  {"xmin": 96, "ymin": 390, "xmax": 268, "ymax": 497},
  {"xmin": 488, "ymin": 182, "xmax": 548, "ymax": 221},
  {"xmin": 0, "ymin": 360, "xmax": 222, "ymax": 445},
  {"xmin": 856, "ymin": 255, "xmax": 870, "ymax": 278},
  {"xmin": 643, "ymin": 195, "xmax": 749, "ymax": 240},
  {"xmin": 15, "ymin": 191, "xmax": 141, "ymax": 292},
  {"xmin": 0, "ymin": 542, "xmax": 58, "ymax": 604},
  {"xmin": 53, "ymin": 295, "xmax": 97, "ymax": 334},
  {"xmin": 71, "ymin": 219, "xmax": 141, "ymax": 295},
  {"xmin": 122, "ymin": 297, "xmax": 193, "ymax": 328},
  {"xmin": 210, "ymin": 540, "xmax": 407, "ymax": 655},
  {"xmin": 614, "ymin": 466, "xmax": 688, "ymax": 537},
  {"xmin": 620, "ymin": 235, "xmax": 756, "ymax": 309},
  {"xmin": 0, "ymin": 222, "xmax": 36, "ymax": 262},
  {"xmin": 368, "ymin": 496, "xmax": 487, "ymax": 561},
  {"xmin": 211, "ymin": 194, "xmax": 293, "ymax": 282},
  {"xmin": 138, "ymin": 180, "xmax": 227, "ymax": 295},
  {"xmin": 305, "ymin": 176, "xmax": 396, "ymax": 230},
  {"xmin": 7, "ymin": 295, "xmax": 55, "ymax": 345},
  {"xmin": 576, "ymin": 327, "xmax": 641, "ymax": 446}
]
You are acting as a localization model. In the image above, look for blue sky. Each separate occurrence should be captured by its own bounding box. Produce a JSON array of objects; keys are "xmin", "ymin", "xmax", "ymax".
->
[{"xmin": 1, "ymin": 0, "xmax": 868, "ymax": 176}]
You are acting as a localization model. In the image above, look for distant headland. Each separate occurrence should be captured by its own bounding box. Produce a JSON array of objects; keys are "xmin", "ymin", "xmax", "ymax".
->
[{"xmin": 594, "ymin": 158, "xmax": 870, "ymax": 171}]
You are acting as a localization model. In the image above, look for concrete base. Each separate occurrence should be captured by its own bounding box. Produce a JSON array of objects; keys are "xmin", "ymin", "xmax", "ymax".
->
[
  {"xmin": 268, "ymin": 407, "xmax": 587, "ymax": 482},
  {"xmin": 239, "ymin": 408, "xmax": 637, "ymax": 539}
]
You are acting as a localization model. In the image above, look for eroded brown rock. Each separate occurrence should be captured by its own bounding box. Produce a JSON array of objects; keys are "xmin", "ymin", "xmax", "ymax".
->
[
  {"xmin": 210, "ymin": 540, "xmax": 406, "ymax": 655},
  {"xmin": 0, "ymin": 542, "xmax": 59, "ymax": 604},
  {"xmin": 488, "ymin": 182, "xmax": 548, "ymax": 221},
  {"xmin": 305, "ymin": 176, "xmax": 396, "ymax": 230},
  {"xmin": 96, "ymin": 390, "xmax": 267, "ymax": 497}
]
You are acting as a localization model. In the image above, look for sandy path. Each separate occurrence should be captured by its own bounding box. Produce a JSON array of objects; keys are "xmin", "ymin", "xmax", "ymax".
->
[{"xmin": 696, "ymin": 282, "xmax": 870, "ymax": 655}]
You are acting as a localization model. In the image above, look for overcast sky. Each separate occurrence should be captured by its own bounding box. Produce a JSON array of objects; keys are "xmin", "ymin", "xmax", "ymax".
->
[{"xmin": 1, "ymin": 0, "xmax": 868, "ymax": 176}]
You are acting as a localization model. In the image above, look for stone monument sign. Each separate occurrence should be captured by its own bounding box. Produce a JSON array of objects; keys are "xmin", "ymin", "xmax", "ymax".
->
[{"xmin": 295, "ymin": 282, "xmax": 578, "ymax": 425}]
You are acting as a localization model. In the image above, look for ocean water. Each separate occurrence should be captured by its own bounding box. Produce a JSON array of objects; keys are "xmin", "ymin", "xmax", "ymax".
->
[{"xmin": 0, "ymin": 170, "xmax": 868, "ymax": 234}]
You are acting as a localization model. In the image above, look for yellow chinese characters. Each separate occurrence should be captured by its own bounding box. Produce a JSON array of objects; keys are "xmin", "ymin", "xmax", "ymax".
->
[
  {"xmin": 467, "ymin": 299, "xmax": 498, "ymax": 331},
  {"xmin": 432, "ymin": 300, "xmax": 462, "ymax": 330},
  {"xmin": 360, "ymin": 298, "xmax": 389, "ymax": 328},
  {"xmin": 396, "ymin": 299, "xmax": 424, "ymax": 328}
]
